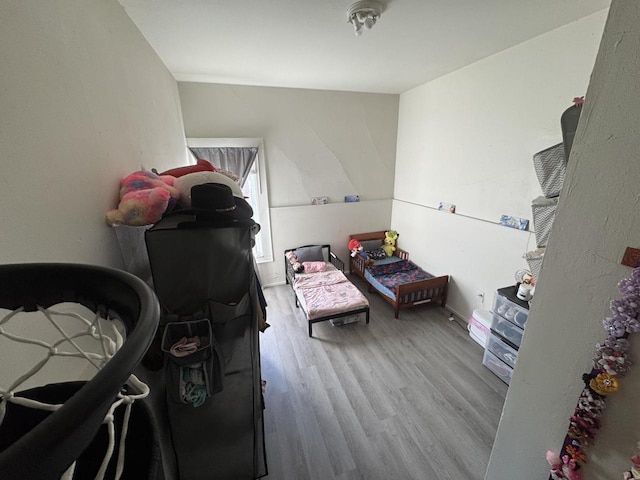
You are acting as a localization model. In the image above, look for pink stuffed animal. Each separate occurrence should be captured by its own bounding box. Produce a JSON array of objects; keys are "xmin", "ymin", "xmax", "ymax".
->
[{"xmin": 106, "ymin": 170, "xmax": 179, "ymax": 226}]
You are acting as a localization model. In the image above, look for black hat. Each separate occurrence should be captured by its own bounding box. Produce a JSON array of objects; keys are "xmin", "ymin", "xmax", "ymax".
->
[{"xmin": 190, "ymin": 183, "xmax": 253, "ymax": 221}]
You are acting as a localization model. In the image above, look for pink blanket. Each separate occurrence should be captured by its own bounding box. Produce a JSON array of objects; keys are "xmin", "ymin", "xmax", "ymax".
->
[{"xmin": 294, "ymin": 266, "xmax": 368, "ymax": 320}]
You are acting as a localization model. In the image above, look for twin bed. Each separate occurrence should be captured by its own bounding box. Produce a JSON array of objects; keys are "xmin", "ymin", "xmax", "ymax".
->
[{"xmin": 284, "ymin": 233, "xmax": 449, "ymax": 336}]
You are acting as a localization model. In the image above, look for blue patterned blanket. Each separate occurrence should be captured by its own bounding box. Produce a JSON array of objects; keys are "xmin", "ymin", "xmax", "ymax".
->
[{"xmin": 367, "ymin": 260, "xmax": 433, "ymax": 294}]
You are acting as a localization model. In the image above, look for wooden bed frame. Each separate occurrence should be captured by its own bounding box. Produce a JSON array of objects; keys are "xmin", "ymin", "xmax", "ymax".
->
[
  {"xmin": 348, "ymin": 231, "xmax": 449, "ymax": 319},
  {"xmin": 285, "ymin": 244, "xmax": 370, "ymax": 337}
]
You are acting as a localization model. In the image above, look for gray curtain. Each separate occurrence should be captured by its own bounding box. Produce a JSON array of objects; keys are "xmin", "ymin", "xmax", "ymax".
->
[{"xmin": 189, "ymin": 147, "xmax": 258, "ymax": 187}]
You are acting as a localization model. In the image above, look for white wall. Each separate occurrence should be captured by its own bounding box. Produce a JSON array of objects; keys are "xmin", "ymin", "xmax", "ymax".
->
[
  {"xmin": 487, "ymin": 2, "xmax": 640, "ymax": 477},
  {"xmin": 0, "ymin": 0, "xmax": 186, "ymax": 386},
  {"xmin": 178, "ymin": 82, "xmax": 399, "ymax": 284},
  {"xmin": 269, "ymin": 200, "xmax": 393, "ymax": 279},
  {"xmin": 393, "ymin": 11, "xmax": 607, "ymax": 319},
  {"xmin": 0, "ymin": 0, "xmax": 187, "ymax": 267}
]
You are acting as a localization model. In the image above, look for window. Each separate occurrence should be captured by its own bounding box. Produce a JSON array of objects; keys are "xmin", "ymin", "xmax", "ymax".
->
[{"xmin": 186, "ymin": 138, "xmax": 273, "ymax": 263}]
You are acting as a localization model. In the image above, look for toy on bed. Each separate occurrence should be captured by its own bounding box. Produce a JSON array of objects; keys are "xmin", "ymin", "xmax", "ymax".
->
[
  {"xmin": 285, "ymin": 250, "xmax": 304, "ymax": 273},
  {"xmin": 106, "ymin": 170, "xmax": 180, "ymax": 226},
  {"xmin": 348, "ymin": 239, "xmax": 363, "ymax": 257},
  {"xmin": 284, "ymin": 245, "xmax": 370, "ymax": 337},
  {"xmin": 348, "ymin": 231, "xmax": 449, "ymax": 319},
  {"xmin": 381, "ymin": 230, "xmax": 398, "ymax": 257},
  {"xmin": 349, "ymin": 237, "xmax": 387, "ymax": 263}
]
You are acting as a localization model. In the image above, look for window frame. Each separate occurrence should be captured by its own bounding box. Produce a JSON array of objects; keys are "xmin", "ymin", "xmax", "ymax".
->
[{"xmin": 186, "ymin": 137, "xmax": 273, "ymax": 264}]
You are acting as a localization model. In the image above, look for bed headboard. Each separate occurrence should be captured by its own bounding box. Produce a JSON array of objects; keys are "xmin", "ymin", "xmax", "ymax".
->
[
  {"xmin": 348, "ymin": 231, "xmax": 386, "ymax": 243},
  {"xmin": 348, "ymin": 231, "xmax": 407, "ymax": 260},
  {"xmin": 284, "ymin": 244, "xmax": 332, "ymax": 263},
  {"xmin": 349, "ymin": 231, "xmax": 400, "ymax": 249},
  {"xmin": 284, "ymin": 244, "xmax": 343, "ymax": 286}
]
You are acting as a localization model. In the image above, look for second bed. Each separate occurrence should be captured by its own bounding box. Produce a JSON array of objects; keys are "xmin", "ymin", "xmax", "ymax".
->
[{"xmin": 285, "ymin": 244, "xmax": 370, "ymax": 337}]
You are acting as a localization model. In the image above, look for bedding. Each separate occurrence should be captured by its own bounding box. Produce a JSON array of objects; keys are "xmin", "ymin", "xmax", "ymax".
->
[
  {"xmin": 348, "ymin": 231, "xmax": 449, "ymax": 319},
  {"xmin": 285, "ymin": 245, "xmax": 370, "ymax": 337},
  {"xmin": 367, "ymin": 255, "xmax": 402, "ymax": 267},
  {"xmin": 365, "ymin": 259, "xmax": 434, "ymax": 295},
  {"xmin": 301, "ymin": 261, "xmax": 326, "ymax": 273},
  {"xmin": 294, "ymin": 266, "xmax": 368, "ymax": 321},
  {"xmin": 364, "ymin": 248, "xmax": 387, "ymax": 260}
]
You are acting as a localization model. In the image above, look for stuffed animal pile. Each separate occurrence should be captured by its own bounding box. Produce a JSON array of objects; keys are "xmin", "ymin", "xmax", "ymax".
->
[
  {"xmin": 106, "ymin": 160, "xmax": 246, "ymax": 227},
  {"xmin": 285, "ymin": 251, "xmax": 304, "ymax": 273},
  {"xmin": 174, "ymin": 171, "xmax": 244, "ymax": 208},
  {"xmin": 106, "ymin": 170, "xmax": 179, "ymax": 226},
  {"xmin": 154, "ymin": 158, "xmax": 215, "ymax": 178}
]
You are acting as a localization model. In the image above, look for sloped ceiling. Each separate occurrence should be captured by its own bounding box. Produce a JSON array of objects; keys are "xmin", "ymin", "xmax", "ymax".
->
[{"xmin": 120, "ymin": 0, "xmax": 610, "ymax": 94}]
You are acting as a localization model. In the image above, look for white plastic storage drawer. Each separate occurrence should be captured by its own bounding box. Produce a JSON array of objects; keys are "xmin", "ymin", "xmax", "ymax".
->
[
  {"xmin": 468, "ymin": 309, "xmax": 492, "ymax": 347},
  {"xmin": 491, "ymin": 314, "xmax": 523, "ymax": 348},
  {"xmin": 486, "ymin": 332, "xmax": 518, "ymax": 368},
  {"xmin": 483, "ymin": 349, "xmax": 513, "ymax": 385},
  {"xmin": 493, "ymin": 292, "xmax": 529, "ymax": 329}
]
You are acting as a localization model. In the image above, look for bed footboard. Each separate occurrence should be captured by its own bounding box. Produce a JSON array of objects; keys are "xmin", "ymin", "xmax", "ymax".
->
[
  {"xmin": 307, "ymin": 306, "xmax": 370, "ymax": 337},
  {"xmin": 392, "ymin": 275, "xmax": 449, "ymax": 319}
]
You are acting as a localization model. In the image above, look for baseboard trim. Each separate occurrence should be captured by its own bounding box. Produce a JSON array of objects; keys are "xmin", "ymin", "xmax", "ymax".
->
[
  {"xmin": 445, "ymin": 304, "xmax": 467, "ymax": 323},
  {"xmin": 263, "ymin": 280, "xmax": 287, "ymax": 288}
]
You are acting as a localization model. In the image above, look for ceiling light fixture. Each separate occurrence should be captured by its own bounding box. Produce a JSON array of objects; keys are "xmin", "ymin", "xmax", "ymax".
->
[{"xmin": 347, "ymin": 1, "xmax": 383, "ymax": 36}]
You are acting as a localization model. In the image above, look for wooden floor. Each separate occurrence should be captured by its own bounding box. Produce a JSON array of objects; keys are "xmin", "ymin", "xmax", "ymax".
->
[{"xmin": 259, "ymin": 277, "xmax": 507, "ymax": 480}]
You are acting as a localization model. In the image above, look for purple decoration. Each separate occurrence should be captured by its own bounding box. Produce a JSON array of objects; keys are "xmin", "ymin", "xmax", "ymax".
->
[
  {"xmin": 618, "ymin": 268, "xmax": 640, "ymax": 296},
  {"xmin": 602, "ymin": 335, "xmax": 631, "ymax": 352},
  {"xmin": 610, "ymin": 295, "xmax": 640, "ymax": 318},
  {"xmin": 603, "ymin": 316, "xmax": 628, "ymax": 337}
]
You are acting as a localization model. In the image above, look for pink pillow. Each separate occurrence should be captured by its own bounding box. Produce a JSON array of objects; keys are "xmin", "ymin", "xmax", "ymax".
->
[{"xmin": 302, "ymin": 261, "xmax": 327, "ymax": 273}]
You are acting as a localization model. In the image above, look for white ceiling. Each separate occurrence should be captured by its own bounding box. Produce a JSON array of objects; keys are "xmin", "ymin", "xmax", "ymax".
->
[{"xmin": 119, "ymin": 0, "xmax": 610, "ymax": 95}]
